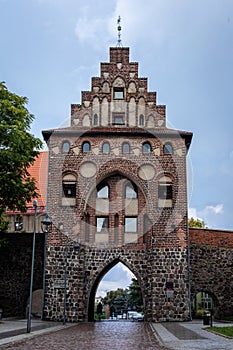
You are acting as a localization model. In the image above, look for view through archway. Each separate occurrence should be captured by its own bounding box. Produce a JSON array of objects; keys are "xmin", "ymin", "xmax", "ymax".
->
[
  {"xmin": 88, "ymin": 262, "xmax": 144, "ymax": 321},
  {"xmin": 192, "ymin": 291, "xmax": 216, "ymax": 319}
]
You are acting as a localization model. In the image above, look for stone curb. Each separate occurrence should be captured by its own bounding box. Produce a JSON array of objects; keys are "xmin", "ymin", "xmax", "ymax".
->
[{"xmin": 203, "ymin": 327, "xmax": 233, "ymax": 339}]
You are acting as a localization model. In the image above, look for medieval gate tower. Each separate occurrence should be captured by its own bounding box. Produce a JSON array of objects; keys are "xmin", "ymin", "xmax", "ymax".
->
[{"xmin": 43, "ymin": 47, "xmax": 192, "ymax": 322}]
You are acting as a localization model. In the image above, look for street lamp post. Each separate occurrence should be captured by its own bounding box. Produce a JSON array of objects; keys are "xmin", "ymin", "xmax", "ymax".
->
[
  {"xmin": 41, "ymin": 214, "xmax": 52, "ymax": 320},
  {"xmin": 27, "ymin": 200, "xmax": 37, "ymax": 333},
  {"xmin": 27, "ymin": 201, "xmax": 52, "ymax": 333}
]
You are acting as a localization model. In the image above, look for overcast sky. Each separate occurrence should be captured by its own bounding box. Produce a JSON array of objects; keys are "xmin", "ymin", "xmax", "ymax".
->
[{"xmin": 1, "ymin": 0, "xmax": 233, "ymax": 296}]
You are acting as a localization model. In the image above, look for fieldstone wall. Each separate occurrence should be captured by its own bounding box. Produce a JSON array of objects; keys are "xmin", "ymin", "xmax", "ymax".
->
[
  {"xmin": 42, "ymin": 228, "xmax": 233, "ymax": 322},
  {"xmin": 1, "ymin": 228, "xmax": 233, "ymax": 320},
  {"xmin": 43, "ymin": 241, "xmax": 190, "ymax": 323},
  {"xmin": 0, "ymin": 232, "xmax": 44, "ymax": 317},
  {"xmin": 189, "ymin": 228, "xmax": 233, "ymax": 318}
]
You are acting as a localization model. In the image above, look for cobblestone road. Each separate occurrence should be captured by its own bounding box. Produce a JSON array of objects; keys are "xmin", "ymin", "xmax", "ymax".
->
[{"xmin": 0, "ymin": 322, "xmax": 167, "ymax": 350}]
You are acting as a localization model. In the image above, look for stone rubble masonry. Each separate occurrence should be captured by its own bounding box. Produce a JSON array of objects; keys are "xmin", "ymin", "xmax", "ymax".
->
[
  {"xmin": 0, "ymin": 232, "xmax": 44, "ymax": 317},
  {"xmin": 43, "ymin": 245, "xmax": 190, "ymax": 322},
  {"xmin": 189, "ymin": 228, "xmax": 233, "ymax": 318},
  {"xmin": 0, "ymin": 229, "xmax": 232, "ymax": 319}
]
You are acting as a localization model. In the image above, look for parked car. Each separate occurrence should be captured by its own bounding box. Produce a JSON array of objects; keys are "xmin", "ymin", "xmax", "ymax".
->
[{"xmin": 128, "ymin": 311, "xmax": 144, "ymax": 321}]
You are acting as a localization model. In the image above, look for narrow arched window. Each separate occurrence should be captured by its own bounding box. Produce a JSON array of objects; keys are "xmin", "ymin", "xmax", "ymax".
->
[
  {"xmin": 125, "ymin": 183, "xmax": 137, "ymax": 198},
  {"xmin": 163, "ymin": 143, "xmax": 173, "ymax": 154},
  {"xmin": 93, "ymin": 114, "xmax": 98, "ymax": 126},
  {"xmin": 82, "ymin": 141, "xmax": 90, "ymax": 152},
  {"xmin": 122, "ymin": 142, "xmax": 130, "ymax": 154},
  {"xmin": 62, "ymin": 141, "xmax": 70, "ymax": 153},
  {"xmin": 139, "ymin": 114, "xmax": 144, "ymax": 126},
  {"xmin": 102, "ymin": 142, "xmax": 110, "ymax": 154},
  {"xmin": 143, "ymin": 214, "xmax": 151, "ymax": 244},
  {"xmin": 142, "ymin": 142, "xmax": 151, "ymax": 154},
  {"xmin": 85, "ymin": 213, "xmax": 90, "ymax": 243},
  {"xmin": 114, "ymin": 213, "xmax": 119, "ymax": 245},
  {"xmin": 97, "ymin": 184, "xmax": 109, "ymax": 198}
]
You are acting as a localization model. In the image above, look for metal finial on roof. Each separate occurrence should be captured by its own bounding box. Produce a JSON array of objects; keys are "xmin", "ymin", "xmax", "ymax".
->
[{"xmin": 116, "ymin": 16, "xmax": 122, "ymax": 47}]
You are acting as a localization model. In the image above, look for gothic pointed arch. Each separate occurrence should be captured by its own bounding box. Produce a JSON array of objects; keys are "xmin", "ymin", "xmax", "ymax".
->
[
  {"xmin": 102, "ymin": 81, "xmax": 110, "ymax": 93},
  {"xmin": 128, "ymin": 81, "xmax": 136, "ymax": 93},
  {"xmin": 87, "ymin": 257, "xmax": 145, "ymax": 321},
  {"xmin": 112, "ymin": 76, "xmax": 125, "ymax": 87},
  {"xmin": 81, "ymin": 159, "xmax": 149, "ymax": 212}
]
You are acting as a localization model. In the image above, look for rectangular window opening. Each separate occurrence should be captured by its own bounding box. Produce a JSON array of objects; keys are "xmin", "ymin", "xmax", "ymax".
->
[
  {"xmin": 113, "ymin": 87, "xmax": 124, "ymax": 99},
  {"xmin": 158, "ymin": 184, "xmax": 172, "ymax": 200},
  {"xmin": 112, "ymin": 115, "xmax": 124, "ymax": 126},
  {"xmin": 124, "ymin": 217, "xmax": 137, "ymax": 233},
  {"xmin": 63, "ymin": 183, "xmax": 76, "ymax": 198},
  {"xmin": 96, "ymin": 217, "xmax": 109, "ymax": 232}
]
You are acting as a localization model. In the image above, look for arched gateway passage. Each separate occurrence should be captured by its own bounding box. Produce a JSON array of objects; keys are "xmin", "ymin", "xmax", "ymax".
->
[
  {"xmin": 192, "ymin": 290, "xmax": 219, "ymax": 319},
  {"xmin": 88, "ymin": 258, "xmax": 144, "ymax": 321}
]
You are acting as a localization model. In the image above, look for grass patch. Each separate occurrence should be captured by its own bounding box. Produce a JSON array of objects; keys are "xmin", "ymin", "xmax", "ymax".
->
[{"xmin": 207, "ymin": 326, "xmax": 233, "ymax": 338}]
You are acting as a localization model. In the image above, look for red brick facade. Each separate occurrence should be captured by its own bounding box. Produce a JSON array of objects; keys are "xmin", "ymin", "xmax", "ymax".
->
[{"xmin": 190, "ymin": 227, "xmax": 233, "ymax": 249}]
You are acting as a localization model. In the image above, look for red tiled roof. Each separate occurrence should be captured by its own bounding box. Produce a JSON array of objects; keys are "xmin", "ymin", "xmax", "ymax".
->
[
  {"xmin": 5, "ymin": 151, "xmax": 48, "ymax": 215},
  {"xmin": 28, "ymin": 151, "xmax": 48, "ymax": 207}
]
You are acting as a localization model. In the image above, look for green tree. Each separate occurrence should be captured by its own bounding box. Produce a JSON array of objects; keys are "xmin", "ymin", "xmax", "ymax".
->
[
  {"xmin": 113, "ymin": 289, "xmax": 129, "ymax": 314},
  {"xmin": 0, "ymin": 82, "xmax": 42, "ymax": 231},
  {"xmin": 128, "ymin": 278, "xmax": 143, "ymax": 312},
  {"xmin": 103, "ymin": 288, "xmax": 129, "ymax": 315},
  {"xmin": 103, "ymin": 278, "xmax": 144, "ymax": 315},
  {"xmin": 188, "ymin": 217, "xmax": 206, "ymax": 228}
]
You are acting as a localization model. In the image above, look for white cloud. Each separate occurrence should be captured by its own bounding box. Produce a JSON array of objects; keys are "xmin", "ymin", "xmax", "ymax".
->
[
  {"xmin": 96, "ymin": 262, "xmax": 135, "ymax": 298},
  {"xmin": 121, "ymin": 264, "xmax": 135, "ymax": 280},
  {"xmin": 75, "ymin": 16, "xmax": 107, "ymax": 43},
  {"xmin": 73, "ymin": 0, "xmax": 178, "ymax": 51},
  {"xmin": 205, "ymin": 204, "xmax": 223, "ymax": 215},
  {"xmin": 97, "ymin": 280, "xmax": 127, "ymax": 298},
  {"xmin": 74, "ymin": 5, "xmax": 115, "ymax": 50},
  {"xmin": 188, "ymin": 207, "xmax": 199, "ymax": 220},
  {"xmin": 189, "ymin": 204, "xmax": 224, "ymax": 228}
]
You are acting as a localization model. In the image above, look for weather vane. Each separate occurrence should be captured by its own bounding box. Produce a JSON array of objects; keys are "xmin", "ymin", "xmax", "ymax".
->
[{"xmin": 116, "ymin": 16, "xmax": 122, "ymax": 47}]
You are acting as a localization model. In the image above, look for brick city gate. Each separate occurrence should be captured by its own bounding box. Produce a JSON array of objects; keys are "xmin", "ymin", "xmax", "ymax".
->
[{"xmin": 42, "ymin": 46, "xmax": 192, "ymax": 323}]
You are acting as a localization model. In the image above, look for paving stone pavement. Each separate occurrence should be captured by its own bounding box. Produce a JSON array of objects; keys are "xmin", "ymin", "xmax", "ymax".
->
[
  {"xmin": 151, "ymin": 321, "xmax": 233, "ymax": 350},
  {"xmin": 0, "ymin": 319, "xmax": 232, "ymax": 350},
  {"xmin": 0, "ymin": 321, "xmax": 167, "ymax": 350}
]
